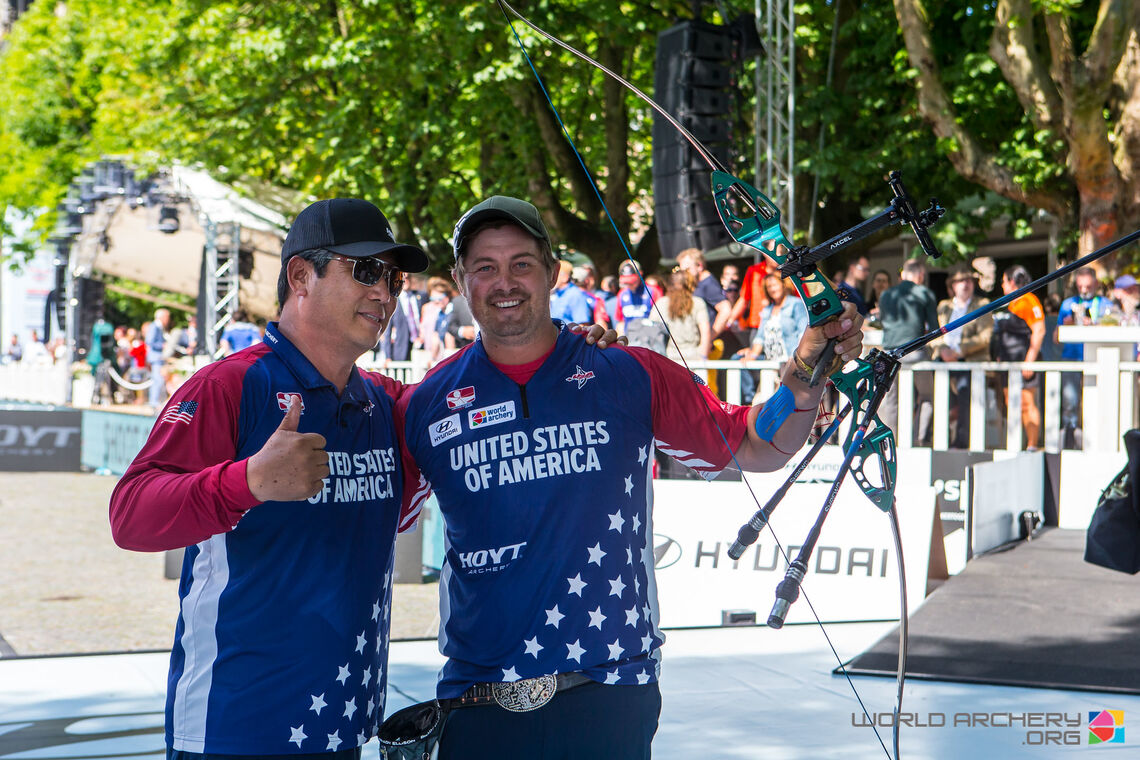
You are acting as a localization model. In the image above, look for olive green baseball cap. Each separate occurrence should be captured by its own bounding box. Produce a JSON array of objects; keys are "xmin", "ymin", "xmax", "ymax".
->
[{"xmin": 451, "ymin": 196, "xmax": 552, "ymax": 261}]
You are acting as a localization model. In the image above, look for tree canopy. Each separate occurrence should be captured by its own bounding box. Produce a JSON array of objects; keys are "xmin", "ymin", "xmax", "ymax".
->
[{"xmin": 1, "ymin": 0, "xmax": 1137, "ymax": 278}]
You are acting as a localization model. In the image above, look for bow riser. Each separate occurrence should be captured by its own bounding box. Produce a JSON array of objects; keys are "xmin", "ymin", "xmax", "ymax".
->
[{"xmin": 712, "ymin": 170, "xmax": 898, "ymax": 510}]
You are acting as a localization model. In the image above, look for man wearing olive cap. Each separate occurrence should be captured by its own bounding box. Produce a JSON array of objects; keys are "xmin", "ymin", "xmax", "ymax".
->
[{"xmin": 394, "ymin": 195, "xmax": 866, "ymax": 759}]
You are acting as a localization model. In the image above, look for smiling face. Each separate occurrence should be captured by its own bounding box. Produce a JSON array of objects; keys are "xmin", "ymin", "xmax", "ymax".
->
[
  {"xmin": 453, "ymin": 224, "xmax": 559, "ymax": 361},
  {"xmin": 293, "ymin": 251, "xmax": 400, "ymax": 360}
]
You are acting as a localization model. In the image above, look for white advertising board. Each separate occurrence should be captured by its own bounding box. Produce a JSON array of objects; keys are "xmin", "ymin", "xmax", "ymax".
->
[{"xmin": 650, "ymin": 449, "xmax": 935, "ymax": 628}]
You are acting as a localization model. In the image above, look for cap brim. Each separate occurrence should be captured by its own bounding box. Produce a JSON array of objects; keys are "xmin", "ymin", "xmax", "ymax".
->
[
  {"xmin": 453, "ymin": 209, "xmax": 546, "ymax": 258},
  {"xmin": 327, "ymin": 240, "xmax": 430, "ymax": 273}
]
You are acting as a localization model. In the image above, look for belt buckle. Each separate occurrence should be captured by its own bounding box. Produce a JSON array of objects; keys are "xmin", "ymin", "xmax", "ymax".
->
[{"xmin": 491, "ymin": 674, "xmax": 557, "ymax": 712}]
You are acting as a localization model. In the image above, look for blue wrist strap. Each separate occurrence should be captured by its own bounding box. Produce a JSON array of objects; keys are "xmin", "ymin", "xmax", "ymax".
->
[{"xmin": 753, "ymin": 384, "xmax": 795, "ymax": 442}]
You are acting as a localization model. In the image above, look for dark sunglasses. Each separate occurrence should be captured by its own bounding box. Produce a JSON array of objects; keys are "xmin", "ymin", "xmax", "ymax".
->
[{"xmin": 326, "ymin": 254, "xmax": 404, "ymax": 292}]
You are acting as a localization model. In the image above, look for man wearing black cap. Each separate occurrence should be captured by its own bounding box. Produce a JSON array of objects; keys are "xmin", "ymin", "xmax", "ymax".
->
[
  {"xmin": 394, "ymin": 196, "xmax": 865, "ymax": 759},
  {"xmin": 111, "ymin": 198, "xmax": 429, "ymax": 759}
]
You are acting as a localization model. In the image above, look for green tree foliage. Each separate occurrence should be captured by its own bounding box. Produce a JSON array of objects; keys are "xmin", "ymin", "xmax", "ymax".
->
[
  {"xmin": 792, "ymin": 0, "xmax": 1047, "ymax": 261},
  {"xmin": 1, "ymin": 0, "xmax": 700, "ymax": 276},
  {"xmin": 5, "ymin": 0, "xmax": 1130, "ymax": 282},
  {"xmin": 892, "ymin": 0, "xmax": 1140, "ymax": 263}
]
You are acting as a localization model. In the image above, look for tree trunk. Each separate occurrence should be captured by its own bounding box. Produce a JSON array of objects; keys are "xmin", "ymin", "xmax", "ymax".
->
[{"xmin": 893, "ymin": 0, "xmax": 1072, "ymax": 224}]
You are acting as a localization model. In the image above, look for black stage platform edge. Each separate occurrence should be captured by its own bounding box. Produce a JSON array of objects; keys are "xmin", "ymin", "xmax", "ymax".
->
[{"xmin": 840, "ymin": 527, "xmax": 1140, "ymax": 695}]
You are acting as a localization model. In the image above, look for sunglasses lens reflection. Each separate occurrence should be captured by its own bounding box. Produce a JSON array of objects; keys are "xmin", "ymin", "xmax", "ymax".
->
[{"xmin": 353, "ymin": 259, "xmax": 403, "ymax": 292}]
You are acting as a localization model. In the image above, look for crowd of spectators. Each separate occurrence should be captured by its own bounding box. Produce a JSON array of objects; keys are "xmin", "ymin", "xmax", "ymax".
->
[
  {"xmin": 82, "ymin": 307, "xmax": 266, "ymax": 410},
  {"xmin": 3, "ymin": 329, "xmax": 65, "ymax": 366},
  {"xmin": 536, "ymin": 250, "xmax": 1139, "ymax": 453},
  {"xmin": 8, "ymin": 247, "xmax": 1134, "ymax": 447}
]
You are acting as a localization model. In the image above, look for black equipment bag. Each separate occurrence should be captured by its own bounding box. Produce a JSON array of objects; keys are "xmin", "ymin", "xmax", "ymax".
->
[
  {"xmin": 378, "ymin": 700, "xmax": 450, "ymax": 760},
  {"xmin": 1085, "ymin": 429, "xmax": 1140, "ymax": 574}
]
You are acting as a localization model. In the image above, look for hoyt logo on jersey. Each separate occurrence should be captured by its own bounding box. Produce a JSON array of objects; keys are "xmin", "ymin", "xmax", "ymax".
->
[
  {"xmin": 565, "ymin": 365, "xmax": 596, "ymax": 389},
  {"xmin": 447, "ymin": 386, "xmax": 476, "ymax": 409},
  {"xmin": 276, "ymin": 392, "xmax": 305, "ymax": 412}
]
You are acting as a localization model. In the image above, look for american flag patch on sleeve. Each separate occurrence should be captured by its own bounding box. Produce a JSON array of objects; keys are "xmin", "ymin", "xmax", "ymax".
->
[{"xmin": 161, "ymin": 400, "xmax": 199, "ymax": 425}]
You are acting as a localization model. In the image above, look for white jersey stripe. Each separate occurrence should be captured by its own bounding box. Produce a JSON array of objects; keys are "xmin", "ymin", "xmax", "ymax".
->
[
  {"xmin": 172, "ymin": 534, "xmax": 228, "ymax": 751},
  {"xmin": 640, "ymin": 442, "xmax": 664, "ymax": 649},
  {"xmin": 437, "ymin": 532, "xmax": 454, "ymax": 654}
]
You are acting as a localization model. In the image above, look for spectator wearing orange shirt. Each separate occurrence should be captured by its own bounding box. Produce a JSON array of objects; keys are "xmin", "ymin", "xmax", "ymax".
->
[
  {"xmin": 727, "ymin": 260, "xmax": 771, "ymax": 334},
  {"xmin": 990, "ymin": 265, "xmax": 1045, "ymax": 449}
]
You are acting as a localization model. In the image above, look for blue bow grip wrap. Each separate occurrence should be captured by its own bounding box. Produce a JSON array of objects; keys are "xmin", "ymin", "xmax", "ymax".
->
[{"xmin": 753, "ymin": 384, "xmax": 795, "ymax": 442}]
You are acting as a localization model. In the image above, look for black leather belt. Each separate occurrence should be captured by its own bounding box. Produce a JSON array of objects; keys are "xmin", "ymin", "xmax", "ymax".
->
[{"xmin": 448, "ymin": 672, "xmax": 591, "ymax": 712}]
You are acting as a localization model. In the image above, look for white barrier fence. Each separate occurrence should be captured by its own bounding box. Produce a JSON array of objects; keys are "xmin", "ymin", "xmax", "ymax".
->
[
  {"xmin": 0, "ymin": 362, "xmax": 71, "ymax": 406},
  {"xmin": 4, "ymin": 352, "xmax": 1137, "ymax": 455}
]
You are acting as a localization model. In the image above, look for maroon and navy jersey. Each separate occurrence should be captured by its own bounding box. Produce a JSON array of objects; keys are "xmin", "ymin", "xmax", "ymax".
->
[
  {"xmin": 110, "ymin": 322, "xmax": 410, "ymax": 754},
  {"xmin": 396, "ymin": 327, "xmax": 749, "ymax": 698}
]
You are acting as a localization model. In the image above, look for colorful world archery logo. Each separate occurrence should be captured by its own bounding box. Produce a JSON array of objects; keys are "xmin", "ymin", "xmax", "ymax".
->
[{"xmin": 1088, "ymin": 710, "xmax": 1124, "ymax": 744}]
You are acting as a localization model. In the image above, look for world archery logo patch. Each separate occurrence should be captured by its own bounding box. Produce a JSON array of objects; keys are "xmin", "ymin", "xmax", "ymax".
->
[
  {"xmin": 447, "ymin": 386, "xmax": 476, "ymax": 409},
  {"xmin": 468, "ymin": 401, "xmax": 515, "ymax": 429},
  {"xmin": 565, "ymin": 365, "xmax": 596, "ymax": 389},
  {"xmin": 276, "ymin": 392, "xmax": 304, "ymax": 412},
  {"xmin": 1088, "ymin": 710, "xmax": 1124, "ymax": 744}
]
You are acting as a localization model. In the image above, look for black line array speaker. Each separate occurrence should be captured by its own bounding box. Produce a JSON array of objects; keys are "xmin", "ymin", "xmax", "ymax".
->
[
  {"xmin": 652, "ymin": 20, "xmax": 742, "ymax": 260},
  {"xmin": 75, "ymin": 277, "xmax": 106, "ymax": 357}
]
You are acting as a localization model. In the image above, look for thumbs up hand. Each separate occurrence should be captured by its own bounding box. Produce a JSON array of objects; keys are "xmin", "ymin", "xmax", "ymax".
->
[{"xmin": 246, "ymin": 397, "xmax": 330, "ymax": 502}]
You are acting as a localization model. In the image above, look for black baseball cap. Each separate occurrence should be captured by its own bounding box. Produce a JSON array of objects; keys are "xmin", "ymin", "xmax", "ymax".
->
[
  {"xmin": 452, "ymin": 196, "xmax": 552, "ymax": 261},
  {"xmin": 281, "ymin": 198, "xmax": 428, "ymax": 272}
]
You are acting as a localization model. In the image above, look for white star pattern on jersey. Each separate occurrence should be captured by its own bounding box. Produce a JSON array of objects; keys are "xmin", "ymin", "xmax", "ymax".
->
[
  {"xmin": 497, "ymin": 446, "xmax": 662, "ymax": 689},
  {"xmin": 289, "ymin": 591, "xmax": 389, "ymax": 750},
  {"xmin": 546, "ymin": 605, "xmax": 565, "ymax": 627}
]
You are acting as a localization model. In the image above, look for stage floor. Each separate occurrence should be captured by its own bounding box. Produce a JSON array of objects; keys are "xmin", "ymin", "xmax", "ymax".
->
[{"xmin": 2, "ymin": 622, "xmax": 1137, "ymax": 759}]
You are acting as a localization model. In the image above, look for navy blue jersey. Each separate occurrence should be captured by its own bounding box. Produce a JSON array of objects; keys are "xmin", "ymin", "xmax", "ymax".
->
[
  {"xmin": 397, "ymin": 327, "xmax": 749, "ymax": 698},
  {"xmin": 111, "ymin": 323, "xmax": 409, "ymax": 754},
  {"xmin": 618, "ymin": 286, "xmax": 655, "ymax": 322}
]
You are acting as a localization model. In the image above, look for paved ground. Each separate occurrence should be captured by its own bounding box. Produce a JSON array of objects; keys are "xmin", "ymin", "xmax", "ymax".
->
[{"xmin": 0, "ymin": 472, "xmax": 440, "ymax": 656}]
